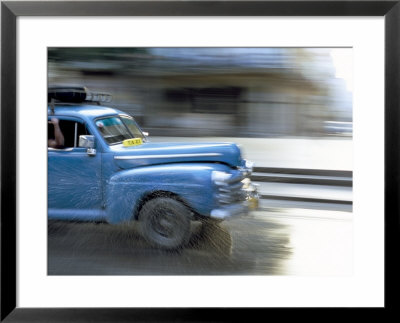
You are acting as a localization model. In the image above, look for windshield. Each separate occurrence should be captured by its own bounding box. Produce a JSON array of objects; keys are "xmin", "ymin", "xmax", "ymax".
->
[{"xmin": 95, "ymin": 115, "xmax": 145, "ymax": 145}]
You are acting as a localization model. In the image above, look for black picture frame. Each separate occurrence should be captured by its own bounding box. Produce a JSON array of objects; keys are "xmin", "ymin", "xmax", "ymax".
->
[{"xmin": 1, "ymin": 1, "xmax": 399, "ymax": 321}]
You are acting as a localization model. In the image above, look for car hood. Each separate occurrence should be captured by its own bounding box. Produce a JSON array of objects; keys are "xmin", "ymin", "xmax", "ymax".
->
[{"xmin": 112, "ymin": 141, "xmax": 242, "ymax": 169}]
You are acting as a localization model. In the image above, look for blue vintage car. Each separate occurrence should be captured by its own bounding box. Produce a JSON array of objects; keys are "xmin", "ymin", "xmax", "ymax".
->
[{"xmin": 48, "ymin": 86, "xmax": 259, "ymax": 249}]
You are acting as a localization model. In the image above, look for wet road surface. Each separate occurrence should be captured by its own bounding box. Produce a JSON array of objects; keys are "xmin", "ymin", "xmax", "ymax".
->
[{"xmin": 48, "ymin": 207, "xmax": 353, "ymax": 276}]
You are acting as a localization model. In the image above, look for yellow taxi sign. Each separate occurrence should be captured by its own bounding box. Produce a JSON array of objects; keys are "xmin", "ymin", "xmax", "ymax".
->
[{"xmin": 123, "ymin": 138, "xmax": 143, "ymax": 147}]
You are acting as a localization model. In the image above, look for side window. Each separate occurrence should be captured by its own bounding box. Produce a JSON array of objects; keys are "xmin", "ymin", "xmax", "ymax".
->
[{"xmin": 48, "ymin": 119, "xmax": 90, "ymax": 149}]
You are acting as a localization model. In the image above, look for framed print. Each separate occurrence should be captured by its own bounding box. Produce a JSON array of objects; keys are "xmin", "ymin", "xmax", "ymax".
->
[{"xmin": 1, "ymin": 1, "xmax": 399, "ymax": 321}]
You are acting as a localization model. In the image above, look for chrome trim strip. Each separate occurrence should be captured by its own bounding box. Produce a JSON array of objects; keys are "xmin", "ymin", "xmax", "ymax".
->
[{"xmin": 114, "ymin": 153, "xmax": 222, "ymax": 160}]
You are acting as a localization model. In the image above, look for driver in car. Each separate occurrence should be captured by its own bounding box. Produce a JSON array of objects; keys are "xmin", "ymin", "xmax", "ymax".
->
[{"xmin": 48, "ymin": 118, "xmax": 65, "ymax": 148}]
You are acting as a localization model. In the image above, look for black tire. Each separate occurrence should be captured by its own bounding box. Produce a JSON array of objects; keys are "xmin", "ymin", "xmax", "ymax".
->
[{"xmin": 138, "ymin": 197, "xmax": 191, "ymax": 250}]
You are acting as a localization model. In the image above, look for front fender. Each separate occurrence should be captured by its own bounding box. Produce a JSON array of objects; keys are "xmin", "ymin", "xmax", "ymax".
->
[{"xmin": 105, "ymin": 163, "xmax": 231, "ymax": 224}]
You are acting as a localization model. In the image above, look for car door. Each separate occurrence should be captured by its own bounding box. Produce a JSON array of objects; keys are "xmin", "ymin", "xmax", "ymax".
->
[{"xmin": 48, "ymin": 117, "xmax": 103, "ymax": 221}]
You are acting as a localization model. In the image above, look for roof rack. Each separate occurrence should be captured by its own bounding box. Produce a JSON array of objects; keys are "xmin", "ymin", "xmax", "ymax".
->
[{"xmin": 48, "ymin": 86, "xmax": 113, "ymax": 104}]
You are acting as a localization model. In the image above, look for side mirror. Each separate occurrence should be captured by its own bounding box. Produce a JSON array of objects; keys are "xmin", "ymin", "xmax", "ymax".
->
[{"xmin": 79, "ymin": 135, "xmax": 96, "ymax": 156}]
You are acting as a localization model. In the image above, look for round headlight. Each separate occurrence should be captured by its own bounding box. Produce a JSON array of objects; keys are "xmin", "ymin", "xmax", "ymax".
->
[{"xmin": 245, "ymin": 159, "xmax": 254, "ymax": 172}]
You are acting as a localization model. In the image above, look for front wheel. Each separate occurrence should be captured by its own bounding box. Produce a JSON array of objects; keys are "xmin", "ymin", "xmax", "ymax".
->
[{"xmin": 138, "ymin": 197, "xmax": 191, "ymax": 250}]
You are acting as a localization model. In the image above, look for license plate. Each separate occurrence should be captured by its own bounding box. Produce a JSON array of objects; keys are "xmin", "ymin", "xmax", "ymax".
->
[{"xmin": 123, "ymin": 138, "xmax": 143, "ymax": 147}]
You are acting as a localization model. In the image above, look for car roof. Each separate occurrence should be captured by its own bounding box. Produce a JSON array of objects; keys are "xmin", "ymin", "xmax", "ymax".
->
[{"xmin": 47, "ymin": 104, "xmax": 126, "ymax": 121}]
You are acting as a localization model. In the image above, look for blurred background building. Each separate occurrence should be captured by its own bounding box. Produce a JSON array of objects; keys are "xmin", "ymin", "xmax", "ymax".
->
[{"xmin": 48, "ymin": 47, "xmax": 352, "ymax": 138}]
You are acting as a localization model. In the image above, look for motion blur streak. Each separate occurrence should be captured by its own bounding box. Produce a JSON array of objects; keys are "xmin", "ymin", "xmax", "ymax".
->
[
  {"xmin": 48, "ymin": 47, "xmax": 352, "ymax": 139},
  {"xmin": 47, "ymin": 48, "xmax": 353, "ymax": 276}
]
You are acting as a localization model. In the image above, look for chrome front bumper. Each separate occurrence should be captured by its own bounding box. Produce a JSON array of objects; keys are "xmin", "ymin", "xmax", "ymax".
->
[{"xmin": 210, "ymin": 181, "xmax": 259, "ymax": 220}]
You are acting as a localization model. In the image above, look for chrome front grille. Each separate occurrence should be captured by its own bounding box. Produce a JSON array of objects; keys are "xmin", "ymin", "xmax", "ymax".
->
[{"xmin": 215, "ymin": 172, "xmax": 246, "ymax": 205}]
